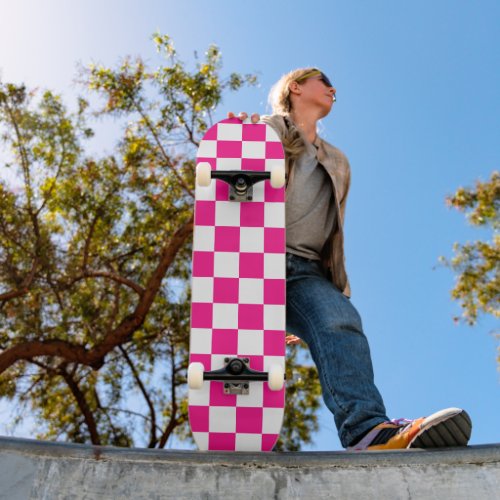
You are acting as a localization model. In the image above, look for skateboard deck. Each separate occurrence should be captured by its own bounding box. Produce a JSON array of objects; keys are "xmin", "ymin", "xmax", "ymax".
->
[{"xmin": 188, "ymin": 117, "xmax": 286, "ymax": 452}]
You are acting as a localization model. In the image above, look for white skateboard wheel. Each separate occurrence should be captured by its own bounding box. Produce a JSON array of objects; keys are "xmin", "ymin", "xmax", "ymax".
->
[
  {"xmin": 268, "ymin": 364, "xmax": 284, "ymax": 391},
  {"xmin": 270, "ymin": 165, "xmax": 286, "ymax": 189},
  {"xmin": 188, "ymin": 362, "xmax": 204, "ymax": 390},
  {"xmin": 196, "ymin": 162, "xmax": 212, "ymax": 187}
]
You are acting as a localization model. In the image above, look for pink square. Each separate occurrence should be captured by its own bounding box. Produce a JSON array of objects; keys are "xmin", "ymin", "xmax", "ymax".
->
[
  {"xmin": 195, "ymin": 201, "xmax": 216, "ymax": 226},
  {"xmin": 265, "ymin": 180, "xmax": 285, "ymax": 202},
  {"xmin": 239, "ymin": 253, "xmax": 264, "ymax": 279},
  {"xmin": 262, "ymin": 434, "xmax": 279, "ymax": 451},
  {"xmin": 202, "ymin": 125, "xmax": 218, "ymax": 140},
  {"xmin": 263, "ymin": 386, "xmax": 285, "ymax": 408},
  {"xmin": 264, "ymin": 228, "xmax": 285, "ymax": 254},
  {"xmin": 196, "ymin": 157, "xmax": 216, "ymax": 168},
  {"xmin": 192, "ymin": 251, "xmax": 214, "ymax": 277},
  {"xmin": 264, "ymin": 279, "xmax": 285, "ymax": 305},
  {"xmin": 189, "ymin": 353, "xmax": 211, "ymax": 370},
  {"xmin": 215, "ymin": 179, "xmax": 229, "ymax": 201},
  {"xmin": 215, "ymin": 227, "xmax": 240, "ymax": 252},
  {"xmin": 209, "ymin": 433, "xmax": 236, "ymax": 451},
  {"xmin": 240, "ymin": 202, "xmax": 265, "ymax": 227},
  {"xmin": 241, "ymin": 158, "xmax": 265, "ymax": 171},
  {"xmin": 264, "ymin": 330, "xmax": 286, "ymax": 356},
  {"xmin": 221, "ymin": 117, "xmax": 240, "ymax": 125},
  {"xmin": 238, "ymin": 304, "xmax": 264, "ymax": 329},
  {"xmin": 236, "ymin": 407, "xmax": 263, "ymax": 433},
  {"xmin": 217, "ymin": 141, "xmax": 242, "ymax": 158},
  {"xmin": 189, "ymin": 406, "xmax": 209, "ymax": 432},
  {"xmin": 265, "ymin": 141, "xmax": 284, "ymax": 159},
  {"xmin": 191, "ymin": 303, "xmax": 213, "ymax": 328},
  {"xmin": 213, "ymin": 278, "xmax": 239, "ymax": 303},
  {"xmin": 212, "ymin": 329, "xmax": 238, "ymax": 354},
  {"xmin": 210, "ymin": 381, "xmax": 237, "ymax": 406},
  {"xmin": 245, "ymin": 355, "xmax": 264, "ymax": 371},
  {"xmin": 242, "ymin": 124, "xmax": 266, "ymax": 142}
]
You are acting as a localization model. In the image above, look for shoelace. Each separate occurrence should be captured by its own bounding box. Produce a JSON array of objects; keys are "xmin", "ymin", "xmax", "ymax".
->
[{"xmin": 388, "ymin": 417, "xmax": 422, "ymax": 435}]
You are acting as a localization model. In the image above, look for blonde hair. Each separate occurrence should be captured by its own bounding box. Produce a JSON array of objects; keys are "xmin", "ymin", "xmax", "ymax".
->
[
  {"xmin": 267, "ymin": 67, "xmax": 319, "ymax": 164},
  {"xmin": 268, "ymin": 67, "xmax": 319, "ymax": 115}
]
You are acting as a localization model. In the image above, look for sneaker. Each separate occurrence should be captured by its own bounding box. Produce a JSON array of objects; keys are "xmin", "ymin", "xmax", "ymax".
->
[{"xmin": 348, "ymin": 407, "xmax": 472, "ymax": 451}]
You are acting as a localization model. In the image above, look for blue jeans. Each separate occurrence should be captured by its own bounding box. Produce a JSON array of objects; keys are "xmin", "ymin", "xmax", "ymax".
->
[{"xmin": 286, "ymin": 253, "xmax": 388, "ymax": 448}]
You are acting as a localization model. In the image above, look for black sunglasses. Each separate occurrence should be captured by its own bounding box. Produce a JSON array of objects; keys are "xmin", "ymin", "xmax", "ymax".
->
[{"xmin": 296, "ymin": 70, "xmax": 334, "ymax": 89}]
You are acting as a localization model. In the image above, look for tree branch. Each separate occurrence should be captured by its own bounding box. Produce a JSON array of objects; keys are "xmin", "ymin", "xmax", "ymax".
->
[
  {"xmin": 58, "ymin": 366, "xmax": 101, "ymax": 445},
  {"xmin": 0, "ymin": 257, "xmax": 39, "ymax": 302},
  {"xmin": 119, "ymin": 345, "xmax": 157, "ymax": 447},
  {"xmin": 0, "ymin": 216, "xmax": 193, "ymax": 374}
]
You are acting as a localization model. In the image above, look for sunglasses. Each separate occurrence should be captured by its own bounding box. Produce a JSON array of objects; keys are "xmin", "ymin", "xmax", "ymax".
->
[{"xmin": 296, "ymin": 69, "xmax": 334, "ymax": 89}]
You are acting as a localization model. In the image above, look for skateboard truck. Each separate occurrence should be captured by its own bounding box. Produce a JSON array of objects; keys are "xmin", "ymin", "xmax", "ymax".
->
[
  {"xmin": 188, "ymin": 357, "xmax": 285, "ymax": 394},
  {"xmin": 196, "ymin": 163, "xmax": 286, "ymax": 202}
]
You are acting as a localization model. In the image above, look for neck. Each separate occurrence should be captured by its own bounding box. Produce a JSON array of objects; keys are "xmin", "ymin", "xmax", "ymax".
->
[{"xmin": 289, "ymin": 107, "xmax": 321, "ymax": 143}]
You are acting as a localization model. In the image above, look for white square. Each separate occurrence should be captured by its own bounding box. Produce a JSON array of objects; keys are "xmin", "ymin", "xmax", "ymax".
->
[
  {"xmin": 264, "ymin": 254, "xmax": 285, "ymax": 279},
  {"xmin": 242, "ymin": 141, "xmax": 265, "ymax": 159},
  {"xmin": 264, "ymin": 305, "xmax": 286, "ymax": 330},
  {"xmin": 217, "ymin": 123, "xmax": 242, "ymax": 141},
  {"xmin": 240, "ymin": 227, "xmax": 264, "ymax": 252},
  {"xmin": 197, "ymin": 140, "xmax": 217, "ymax": 158},
  {"xmin": 192, "ymin": 432, "xmax": 209, "ymax": 450},
  {"xmin": 217, "ymin": 158, "xmax": 242, "ymax": 171},
  {"xmin": 213, "ymin": 303, "xmax": 238, "ymax": 329},
  {"xmin": 235, "ymin": 434, "xmax": 262, "ymax": 451},
  {"xmin": 193, "ymin": 226, "xmax": 215, "ymax": 252},
  {"xmin": 265, "ymin": 126, "xmax": 280, "ymax": 142},
  {"xmin": 214, "ymin": 252, "xmax": 239, "ymax": 277},
  {"xmin": 195, "ymin": 182, "xmax": 216, "ymax": 201},
  {"xmin": 191, "ymin": 277, "xmax": 214, "ymax": 303},
  {"xmin": 251, "ymin": 182, "xmax": 265, "ymax": 202},
  {"xmin": 265, "ymin": 158, "xmax": 285, "ymax": 170},
  {"xmin": 215, "ymin": 201, "xmax": 241, "ymax": 226},
  {"xmin": 236, "ymin": 382, "xmax": 263, "ymax": 407},
  {"xmin": 238, "ymin": 330, "xmax": 264, "ymax": 355},
  {"xmin": 262, "ymin": 408, "xmax": 284, "ymax": 434},
  {"xmin": 211, "ymin": 354, "xmax": 229, "ymax": 370},
  {"xmin": 264, "ymin": 355, "xmax": 285, "ymax": 372},
  {"xmin": 264, "ymin": 203, "xmax": 284, "ymax": 228},
  {"xmin": 189, "ymin": 328, "xmax": 213, "ymax": 354},
  {"xmin": 188, "ymin": 385, "xmax": 210, "ymax": 406},
  {"xmin": 239, "ymin": 279, "xmax": 264, "ymax": 304},
  {"xmin": 209, "ymin": 406, "xmax": 236, "ymax": 433}
]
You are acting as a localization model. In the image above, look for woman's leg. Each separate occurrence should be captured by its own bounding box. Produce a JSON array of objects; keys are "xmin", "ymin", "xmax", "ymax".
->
[{"xmin": 286, "ymin": 253, "xmax": 388, "ymax": 447}]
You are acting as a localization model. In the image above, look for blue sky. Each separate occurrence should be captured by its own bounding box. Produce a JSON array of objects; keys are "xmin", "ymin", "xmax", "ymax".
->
[{"xmin": 0, "ymin": 0, "xmax": 498, "ymax": 450}]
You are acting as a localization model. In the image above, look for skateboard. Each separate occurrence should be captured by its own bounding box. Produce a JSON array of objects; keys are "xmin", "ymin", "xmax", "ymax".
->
[{"xmin": 187, "ymin": 117, "xmax": 287, "ymax": 452}]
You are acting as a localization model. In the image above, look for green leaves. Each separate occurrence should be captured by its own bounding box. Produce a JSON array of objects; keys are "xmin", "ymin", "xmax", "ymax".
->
[{"xmin": 443, "ymin": 171, "xmax": 499, "ymax": 328}]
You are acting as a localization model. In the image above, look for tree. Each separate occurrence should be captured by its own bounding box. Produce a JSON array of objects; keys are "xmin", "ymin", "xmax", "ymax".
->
[
  {"xmin": 0, "ymin": 34, "xmax": 322, "ymax": 449},
  {"xmin": 443, "ymin": 171, "xmax": 499, "ymax": 342}
]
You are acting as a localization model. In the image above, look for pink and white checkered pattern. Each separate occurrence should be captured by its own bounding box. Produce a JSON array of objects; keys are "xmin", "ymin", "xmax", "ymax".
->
[{"xmin": 189, "ymin": 118, "xmax": 286, "ymax": 452}]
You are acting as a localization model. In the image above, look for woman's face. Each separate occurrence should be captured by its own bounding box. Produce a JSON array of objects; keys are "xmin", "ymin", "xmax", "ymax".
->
[{"xmin": 294, "ymin": 74, "xmax": 336, "ymax": 117}]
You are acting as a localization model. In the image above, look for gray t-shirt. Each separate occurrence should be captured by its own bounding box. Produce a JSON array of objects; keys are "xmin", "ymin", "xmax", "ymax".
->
[{"xmin": 286, "ymin": 141, "xmax": 336, "ymax": 260}]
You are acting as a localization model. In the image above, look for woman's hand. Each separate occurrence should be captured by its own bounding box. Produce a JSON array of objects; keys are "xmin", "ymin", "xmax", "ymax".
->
[
  {"xmin": 285, "ymin": 335, "xmax": 302, "ymax": 346},
  {"xmin": 227, "ymin": 111, "xmax": 260, "ymax": 123}
]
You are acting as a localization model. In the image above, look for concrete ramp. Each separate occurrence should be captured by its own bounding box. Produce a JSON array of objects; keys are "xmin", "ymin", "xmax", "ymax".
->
[{"xmin": 1, "ymin": 436, "xmax": 499, "ymax": 499}]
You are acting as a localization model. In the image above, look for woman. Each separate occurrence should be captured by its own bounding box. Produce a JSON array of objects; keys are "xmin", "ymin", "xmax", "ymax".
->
[{"xmin": 228, "ymin": 67, "xmax": 472, "ymax": 450}]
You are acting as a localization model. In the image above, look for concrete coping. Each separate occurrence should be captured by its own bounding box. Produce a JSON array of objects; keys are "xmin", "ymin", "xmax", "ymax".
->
[{"xmin": 1, "ymin": 435, "xmax": 499, "ymax": 469}]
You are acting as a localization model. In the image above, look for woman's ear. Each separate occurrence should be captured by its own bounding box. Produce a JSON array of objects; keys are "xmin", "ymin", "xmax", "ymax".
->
[{"xmin": 288, "ymin": 81, "xmax": 301, "ymax": 96}]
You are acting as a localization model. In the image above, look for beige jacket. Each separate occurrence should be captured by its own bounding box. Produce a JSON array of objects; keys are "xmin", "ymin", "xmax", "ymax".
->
[{"xmin": 262, "ymin": 114, "xmax": 352, "ymax": 297}]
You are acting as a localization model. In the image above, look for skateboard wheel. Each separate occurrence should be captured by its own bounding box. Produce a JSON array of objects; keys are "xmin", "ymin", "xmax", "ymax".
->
[
  {"xmin": 196, "ymin": 162, "xmax": 212, "ymax": 187},
  {"xmin": 268, "ymin": 364, "xmax": 284, "ymax": 391},
  {"xmin": 270, "ymin": 164, "xmax": 286, "ymax": 189},
  {"xmin": 188, "ymin": 362, "xmax": 204, "ymax": 390}
]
